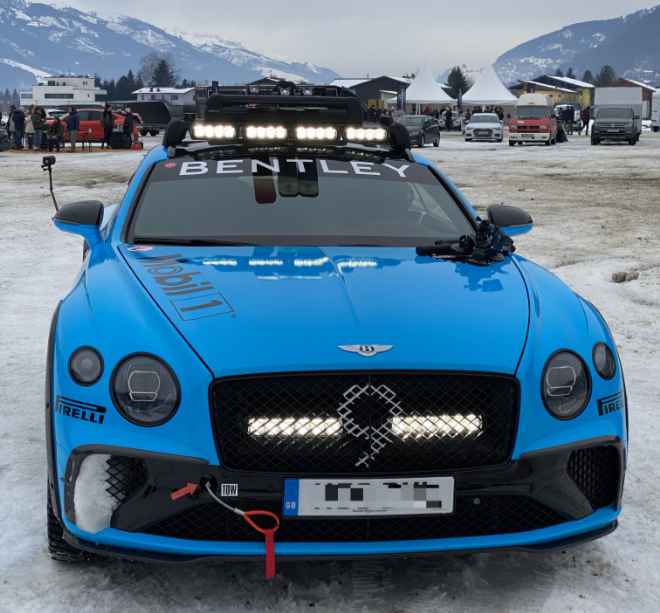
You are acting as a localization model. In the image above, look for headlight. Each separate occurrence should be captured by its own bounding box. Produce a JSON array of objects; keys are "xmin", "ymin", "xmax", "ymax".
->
[
  {"xmin": 69, "ymin": 347, "xmax": 103, "ymax": 386},
  {"xmin": 542, "ymin": 351, "xmax": 591, "ymax": 420},
  {"xmin": 111, "ymin": 354, "xmax": 180, "ymax": 426},
  {"xmin": 593, "ymin": 343, "xmax": 617, "ymax": 380}
]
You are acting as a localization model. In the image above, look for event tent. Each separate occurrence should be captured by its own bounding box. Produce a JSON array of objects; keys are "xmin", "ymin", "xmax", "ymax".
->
[
  {"xmin": 405, "ymin": 65, "xmax": 453, "ymax": 105},
  {"xmin": 462, "ymin": 65, "xmax": 517, "ymax": 106}
]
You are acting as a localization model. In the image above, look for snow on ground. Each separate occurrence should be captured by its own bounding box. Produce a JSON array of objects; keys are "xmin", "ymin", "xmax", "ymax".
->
[{"xmin": 0, "ymin": 134, "xmax": 659, "ymax": 612}]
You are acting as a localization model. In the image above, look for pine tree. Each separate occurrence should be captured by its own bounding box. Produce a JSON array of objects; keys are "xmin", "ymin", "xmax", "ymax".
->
[
  {"xmin": 152, "ymin": 59, "xmax": 176, "ymax": 87},
  {"xmin": 555, "ymin": 68, "xmax": 564, "ymax": 77},
  {"xmin": 582, "ymin": 70, "xmax": 595, "ymax": 84},
  {"xmin": 595, "ymin": 65, "xmax": 616, "ymax": 87},
  {"xmin": 446, "ymin": 66, "xmax": 472, "ymax": 100},
  {"xmin": 566, "ymin": 67, "xmax": 576, "ymax": 79}
]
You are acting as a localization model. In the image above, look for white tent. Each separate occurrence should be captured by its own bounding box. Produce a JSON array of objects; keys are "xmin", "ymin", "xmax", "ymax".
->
[
  {"xmin": 406, "ymin": 65, "xmax": 453, "ymax": 105},
  {"xmin": 463, "ymin": 65, "xmax": 517, "ymax": 106}
]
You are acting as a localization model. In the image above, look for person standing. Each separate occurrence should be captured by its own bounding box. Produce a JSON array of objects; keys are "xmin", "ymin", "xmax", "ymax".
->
[
  {"xmin": 102, "ymin": 104, "xmax": 114, "ymax": 149},
  {"xmin": 32, "ymin": 106, "xmax": 45, "ymax": 150},
  {"xmin": 444, "ymin": 107, "xmax": 453, "ymax": 132},
  {"xmin": 123, "ymin": 107, "xmax": 135, "ymax": 147},
  {"xmin": 581, "ymin": 107, "xmax": 591, "ymax": 136},
  {"xmin": 48, "ymin": 116, "xmax": 64, "ymax": 152},
  {"xmin": 12, "ymin": 106, "xmax": 25, "ymax": 149},
  {"xmin": 66, "ymin": 107, "xmax": 80, "ymax": 152},
  {"xmin": 25, "ymin": 107, "xmax": 35, "ymax": 149},
  {"xmin": 7, "ymin": 105, "xmax": 15, "ymax": 145}
]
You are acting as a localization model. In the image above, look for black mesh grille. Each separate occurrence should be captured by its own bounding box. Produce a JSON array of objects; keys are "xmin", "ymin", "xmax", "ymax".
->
[
  {"xmin": 145, "ymin": 496, "xmax": 562, "ymax": 542},
  {"xmin": 567, "ymin": 446, "xmax": 620, "ymax": 509},
  {"xmin": 211, "ymin": 373, "xmax": 518, "ymax": 473},
  {"xmin": 105, "ymin": 456, "xmax": 148, "ymax": 504}
]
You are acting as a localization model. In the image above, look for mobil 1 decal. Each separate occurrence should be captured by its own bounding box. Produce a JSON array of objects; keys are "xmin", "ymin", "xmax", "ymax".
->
[
  {"xmin": 152, "ymin": 157, "xmax": 434, "ymax": 184},
  {"xmin": 133, "ymin": 252, "xmax": 234, "ymax": 321}
]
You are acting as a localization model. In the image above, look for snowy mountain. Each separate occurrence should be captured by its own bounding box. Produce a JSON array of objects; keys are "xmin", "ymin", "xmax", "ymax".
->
[
  {"xmin": 0, "ymin": 0, "xmax": 338, "ymax": 90},
  {"xmin": 495, "ymin": 4, "xmax": 660, "ymax": 85}
]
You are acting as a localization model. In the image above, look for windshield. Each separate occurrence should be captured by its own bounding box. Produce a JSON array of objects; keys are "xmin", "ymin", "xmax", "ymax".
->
[
  {"xmin": 516, "ymin": 106, "xmax": 550, "ymax": 120},
  {"xmin": 400, "ymin": 116, "xmax": 426, "ymax": 127},
  {"xmin": 130, "ymin": 157, "xmax": 474, "ymax": 246},
  {"xmin": 470, "ymin": 114, "xmax": 498, "ymax": 124},
  {"xmin": 596, "ymin": 107, "xmax": 634, "ymax": 119}
]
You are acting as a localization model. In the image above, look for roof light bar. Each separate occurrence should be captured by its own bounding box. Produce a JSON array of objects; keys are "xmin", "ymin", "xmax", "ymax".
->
[
  {"xmin": 296, "ymin": 126, "xmax": 338, "ymax": 141},
  {"xmin": 245, "ymin": 125, "xmax": 288, "ymax": 140},
  {"xmin": 346, "ymin": 127, "xmax": 388, "ymax": 142},
  {"xmin": 192, "ymin": 123, "xmax": 236, "ymax": 140}
]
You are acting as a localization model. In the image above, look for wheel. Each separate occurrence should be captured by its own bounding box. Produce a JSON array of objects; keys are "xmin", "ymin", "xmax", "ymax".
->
[
  {"xmin": 149, "ymin": 130, "xmax": 159, "ymax": 137},
  {"xmin": 544, "ymin": 139, "xmax": 551, "ymax": 146},
  {"xmin": 652, "ymin": 126, "xmax": 659, "ymax": 133},
  {"xmin": 497, "ymin": 137, "xmax": 503, "ymax": 143},
  {"xmin": 466, "ymin": 138, "xmax": 472, "ymax": 142},
  {"xmin": 509, "ymin": 141, "xmax": 516, "ymax": 147},
  {"xmin": 47, "ymin": 491, "xmax": 98, "ymax": 563},
  {"xmin": 140, "ymin": 128, "xmax": 148, "ymax": 137},
  {"xmin": 591, "ymin": 136, "xmax": 600, "ymax": 146},
  {"xmin": 418, "ymin": 134, "xmax": 425, "ymax": 148},
  {"xmin": 433, "ymin": 138, "xmax": 440, "ymax": 147}
]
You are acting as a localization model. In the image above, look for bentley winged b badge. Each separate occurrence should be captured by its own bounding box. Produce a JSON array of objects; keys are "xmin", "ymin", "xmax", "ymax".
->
[{"xmin": 338, "ymin": 345, "xmax": 394, "ymax": 358}]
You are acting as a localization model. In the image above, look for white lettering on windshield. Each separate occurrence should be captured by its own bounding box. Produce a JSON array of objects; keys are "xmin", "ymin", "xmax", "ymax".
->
[
  {"xmin": 286, "ymin": 159, "xmax": 315, "ymax": 173},
  {"xmin": 252, "ymin": 158, "xmax": 280, "ymax": 174},
  {"xmin": 382, "ymin": 163, "xmax": 410, "ymax": 178},
  {"xmin": 217, "ymin": 160, "xmax": 244, "ymax": 174},
  {"xmin": 318, "ymin": 159, "xmax": 348, "ymax": 175},
  {"xmin": 179, "ymin": 161, "xmax": 209, "ymax": 176},
  {"xmin": 351, "ymin": 161, "xmax": 380, "ymax": 176}
]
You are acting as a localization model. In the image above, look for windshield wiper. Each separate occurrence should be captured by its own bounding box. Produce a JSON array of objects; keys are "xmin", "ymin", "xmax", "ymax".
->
[
  {"xmin": 416, "ymin": 221, "xmax": 515, "ymax": 266},
  {"xmin": 133, "ymin": 237, "xmax": 256, "ymax": 247}
]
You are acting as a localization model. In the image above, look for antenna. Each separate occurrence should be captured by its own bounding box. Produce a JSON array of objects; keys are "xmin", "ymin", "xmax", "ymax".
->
[{"xmin": 41, "ymin": 156, "xmax": 59, "ymax": 211}]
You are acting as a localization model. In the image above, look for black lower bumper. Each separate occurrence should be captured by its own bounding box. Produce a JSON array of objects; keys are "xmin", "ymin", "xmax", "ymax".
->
[{"xmin": 62, "ymin": 436, "xmax": 624, "ymax": 556}]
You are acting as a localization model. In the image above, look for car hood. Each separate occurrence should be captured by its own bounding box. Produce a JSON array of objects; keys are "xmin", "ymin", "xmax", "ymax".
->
[{"xmin": 120, "ymin": 245, "xmax": 530, "ymax": 377}]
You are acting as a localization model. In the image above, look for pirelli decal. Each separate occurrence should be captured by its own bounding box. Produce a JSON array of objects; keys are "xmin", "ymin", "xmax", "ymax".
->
[
  {"xmin": 598, "ymin": 391, "xmax": 625, "ymax": 417},
  {"xmin": 55, "ymin": 397, "xmax": 106, "ymax": 425}
]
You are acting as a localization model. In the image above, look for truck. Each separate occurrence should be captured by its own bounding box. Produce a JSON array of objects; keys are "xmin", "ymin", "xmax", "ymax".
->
[
  {"xmin": 591, "ymin": 87, "xmax": 643, "ymax": 145},
  {"xmin": 509, "ymin": 94, "xmax": 558, "ymax": 146},
  {"xmin": 652, "ymin": 91, "xmax": 660, "ymax": 133}
]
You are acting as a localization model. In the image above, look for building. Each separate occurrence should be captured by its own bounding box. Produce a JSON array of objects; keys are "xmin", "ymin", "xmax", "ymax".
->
[
  {"xmin": 610, "ymin": 78, "xmax": 657, "ymax": 119},
  {"xmin": 133, "ymin": 87, "xmax": 197, "ymax": 106},
  {"xmin": 532, "ymin": 75, "xmax": 595, "ymax": 109},
  {"xmin": 19, "ymin": 76, "xmax": 106, "ymax": 108},
  {"xmin": 330, "ymin": 76, "xmax": 411, "ymax": 109},
  {"xmin": 515, "ymin": 80, "xmax": 579, "ymax": 106}
]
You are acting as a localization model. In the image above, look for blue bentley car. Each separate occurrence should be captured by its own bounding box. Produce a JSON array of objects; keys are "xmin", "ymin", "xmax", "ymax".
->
[{"xmin": 46, "ymin": 86, "xmax": 626, "ymax": 575}]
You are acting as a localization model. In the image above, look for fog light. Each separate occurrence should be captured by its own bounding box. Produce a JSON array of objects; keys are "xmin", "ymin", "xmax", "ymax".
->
[{"xmin": 69, "ymin": 347, "xmax": 103, "ymax": 386}]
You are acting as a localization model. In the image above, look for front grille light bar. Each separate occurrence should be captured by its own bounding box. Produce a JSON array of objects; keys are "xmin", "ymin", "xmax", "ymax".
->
[{"xmin": 247, "ymin": 415, "xmax": 484, "ymax": 440}]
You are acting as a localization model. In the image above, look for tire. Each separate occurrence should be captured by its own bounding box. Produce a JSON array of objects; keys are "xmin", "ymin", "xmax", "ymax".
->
[
  {"xmin": 652, "ymin": 126, "xmax": 659, "ymax": 133},
  {"xmin": 433, "ymin": 138, "xmax": 440, "ymax": 147},
  {"xmin": 140, "ymin": 128, "xmax": 148, "ymax": 137},
  {"xmin": 47, "ymin": 492, "xmax": 97, "ymax": 563},
  {"xmin": 591, "ymin": 136, "xmax": 600, "ymax": 146},
  {"xmin": 418, "ymin": 134, "xmax": 425, "ymax": 148},
  {"xmin": 509, "ymin": 141, "xmax": 516, "ymax": 147},
  {"xmin": 149, "ymin": 130, "xmax": 159, "ymax": 137}
]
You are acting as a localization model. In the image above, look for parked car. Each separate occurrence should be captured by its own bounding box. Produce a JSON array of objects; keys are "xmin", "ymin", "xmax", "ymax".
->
[
  {"xmin": 464, "ymin": 113, "xmax": 504, "ymax": 142},
  {"xmin": 591, "ymin": 107, "xmax": 642, "ymax": 146},
  {"xmin": 398, "ymin": 115, "xmax": 441, "ymax": 147},
  {"xmin": 509, "ymin": 94, "xmax": 558, "ymax": 146},
  {"xmin": 49, "ymin": 108, "xmax": 141, "ymax": 147}
]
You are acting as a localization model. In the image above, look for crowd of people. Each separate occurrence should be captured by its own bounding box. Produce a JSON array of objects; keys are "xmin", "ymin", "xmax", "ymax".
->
[{"xmin": 0, "ymin": 103, "xmax": 138, "ymax": 152}]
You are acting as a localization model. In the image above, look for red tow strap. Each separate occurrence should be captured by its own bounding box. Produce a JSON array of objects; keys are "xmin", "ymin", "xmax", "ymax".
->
[{"xmin": 242, "ymin": 510, "xmax": 280, "ymax": 580}]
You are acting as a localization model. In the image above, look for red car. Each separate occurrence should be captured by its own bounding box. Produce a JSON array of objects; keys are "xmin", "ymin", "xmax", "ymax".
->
[{"xmin": 48, "ymin": 108, "xmax": 141, "ymax": 145}]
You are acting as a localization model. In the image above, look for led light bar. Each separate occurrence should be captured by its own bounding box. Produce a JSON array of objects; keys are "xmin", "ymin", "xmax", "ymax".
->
[
  {"xmin": 248, "ymin": 417, "xmax": 341, "ymax": 437},
  {"xmin": 296, "ymin": 126, "xmax": 338, "ymax": 141},
  {"xmin": 245, "ymin": 125, "xmax": 288, "ymax": 140},
  {"xmin": 392, "ymin": 415, "xmax": 484, "ymax": 440},
  {"xmin": 192, "ymin": 124, "xmax": 237, "ymax": 140},
  {"xmin": 345, "ymin": 126, "xmax": 388, "ymax": 142}
]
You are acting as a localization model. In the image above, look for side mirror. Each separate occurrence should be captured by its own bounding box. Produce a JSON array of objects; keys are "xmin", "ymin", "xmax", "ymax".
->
[
  {"xmin": 487, "ymin": 204, "xmax": 533, "ymax": 237},
  {"xmin": 53, "ymin": 200, "xmax": 104, "ymax": 246}
]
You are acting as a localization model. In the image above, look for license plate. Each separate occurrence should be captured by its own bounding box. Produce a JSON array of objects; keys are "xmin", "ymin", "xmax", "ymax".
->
[
  {"xmin": 607, "ymin": 129, "xmax": 620, "ymax": 133},
  {"xmin": 283, "ymin": 477, "xmax": 454, "ymax": 517}
]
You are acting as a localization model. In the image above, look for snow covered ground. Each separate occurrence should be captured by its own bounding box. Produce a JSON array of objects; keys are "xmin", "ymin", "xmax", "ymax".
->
[{"xmin": 0, "ymin": 133, "xmax": 659, "ymax": 612}]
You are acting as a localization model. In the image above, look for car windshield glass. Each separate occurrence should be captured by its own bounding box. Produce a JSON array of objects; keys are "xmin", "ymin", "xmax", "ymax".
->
[
  {"xmin": 130, "ymin": 157, "xmax": 474, "ymax": 246},
  {"xmin": 400, "ymin": 116, "xmax": 425, "ymax": 127},
  {"xmin": 596, "ymin": 108, "xmax": 633, "ymax": 119},
  {"xmin": 516, "ymin": 106, "xmax": 549, "ymax": 119},
  {"xmin": 471, "ymin": 115, "xmax": 498, "ymax": 124}
]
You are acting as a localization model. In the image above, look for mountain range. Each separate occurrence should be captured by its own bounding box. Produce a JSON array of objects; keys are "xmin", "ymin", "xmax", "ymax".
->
[
  {"xmin": 495, "ymin": 4, "xmax": 660, "ymax": 85},
  {"xmin": 0, "ymin": 0, "xmax": 337, "ymax": 90}
]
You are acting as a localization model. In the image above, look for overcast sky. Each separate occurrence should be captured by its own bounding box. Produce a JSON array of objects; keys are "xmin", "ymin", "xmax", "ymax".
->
[{"xmin": 52, "ymin": 0, "xmax": 656, "ymax": 75}]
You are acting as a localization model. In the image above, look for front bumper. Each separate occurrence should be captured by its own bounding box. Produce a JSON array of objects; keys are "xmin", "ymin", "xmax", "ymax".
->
[
  {"xmin": 509, "ymin": 132, "xmax": 551, "ymax": 143},
  {"xmin": 59, "ymin": 437, "xmax": 625, "ymax": 560},
  {"xmin": 592, "ymin": 130, "xmax": 635, "ymax": 141}
]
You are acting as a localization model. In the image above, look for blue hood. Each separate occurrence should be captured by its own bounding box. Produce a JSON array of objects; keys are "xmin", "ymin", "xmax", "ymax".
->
[{"xmin": 120, "ymin": 245, "xmax": 530, "ymax": 377}]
